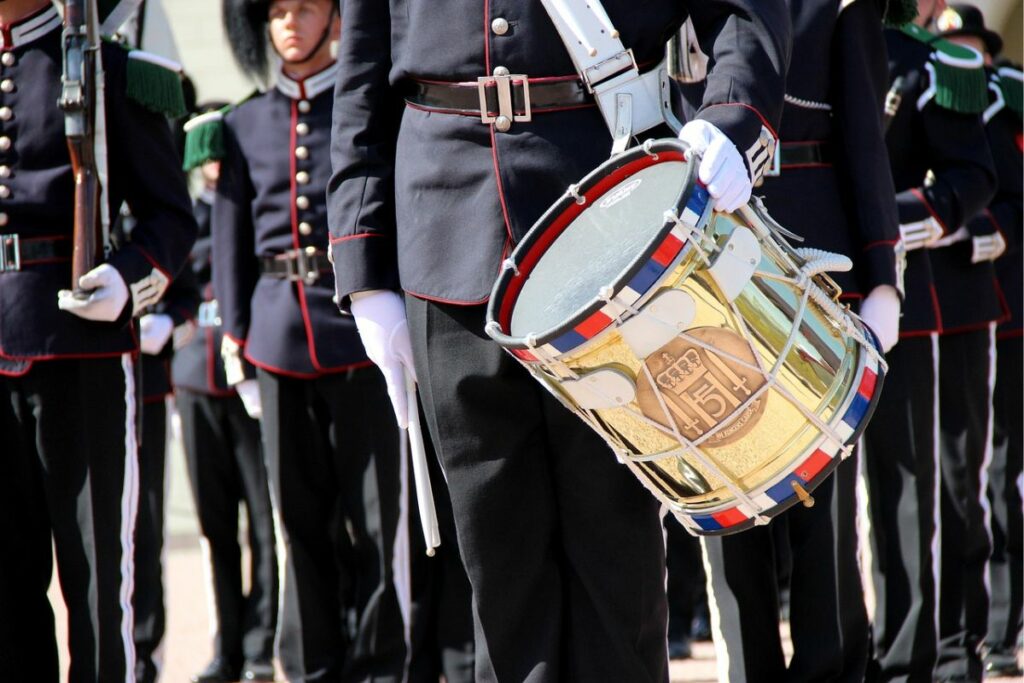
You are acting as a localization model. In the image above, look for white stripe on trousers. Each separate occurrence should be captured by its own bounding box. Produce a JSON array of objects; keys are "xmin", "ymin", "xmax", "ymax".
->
[
  {"xmin": 700, "ymin": 538, "xmax": 744, "ymax": 683},
  {"xmin": 931, "ymin": 332, "xmax": 942, "ymax": 640},
  {"xmin": 980, "ymin": 324, "xmax": 997, "ymax": 602},
  {"xmin": 393, "ymin": 434, "xmax": 412, "ymax": 683},
  {"xmin": 120, "ymin": 353, "xmax": 140, "ymax": 683}
]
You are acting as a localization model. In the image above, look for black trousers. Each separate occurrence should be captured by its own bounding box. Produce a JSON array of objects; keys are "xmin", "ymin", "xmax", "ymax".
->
[
  {"xmin": 177, "ymin": 388, "xmax": 278, "ymax": 668},
  {"xmin": 0, "ymin": 356, "xmax": 139, "ymax": 683},
  {"xmin": 665, "ymin": 520, "xmax": 705, "ymax": 643},
  {"xmin": 405, "ymin": 297, "xmax": 668, "ymax": 683},
  {"xmin": 134, "ymin": 397, "xmax": 168, "ymax": 683},
  {"xmin": 863, "ymin": 335, "xmax": 939, "ymax": 683},
  {"xmin": 257, "ymin": 366, "xmax": 405, "ymax": 683},
  {"xmin": 702, "ymin": 454, "xmax": 868, "ymax": 683},
  {"xmin": 986, "ymin": 336, "xmax": 1023, "ymax": 655},
  {"xmin": 936, "ymin": 327, "xmax": 996, "ymax": 682},
  {"xmin": 405, "ymin": 410, "xmax": 475, "ymax": 683}
]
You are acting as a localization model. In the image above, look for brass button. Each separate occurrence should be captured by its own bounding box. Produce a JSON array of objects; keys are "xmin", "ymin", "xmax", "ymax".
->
[
  {"xmin": 297, "ymin": 100, "xmax": 311, "ymax": 113},
  {"xmin": 296, "ymin": 171, "xmax": 310, "ymax": 185},
  {"xmin": 0, "ymin": 53, "xmax": 14, "ymax": 67},
  {"xmin": 0, "ymin": 186, "xmax": 11, "ymax": 199},
  {"xmin": 296, "ymin": 195, "xmax": 310, "ymax": 210},
  {"xmin": 0, "ymin": 107, "xmax": 12, "ymax": 121},
  {"xmin": 493, "ymin": 66, "xmax": 510, "ymax": 77},
  {"xmin": 296, "ymin": 122, "xmax": 310, "ymax": 136},
  {"xmin": 1, "ymin": 79, "xmax": 14, "ymax": 93},
  {"xmin": 494, "ymin": 115, "xmax": 511, "ymax": 132},
  {"xmin": 0, "ymin": 166, "xmax": 10, "ymax": 179},
  {"xmin": 0, "ymin": 136, "xmax": 12, "ymax": 151},
  {"xmin": 491, "ymin": 18, "xmax": 509, "ymax": 35},
  {"xmin": 295, "ymin": 146, "xmax": 309, "ymax": 160},
  {"xmin": 299, "ymin": 221, "xmax": 313, "ymax": 235},
  {"xmin": 0, "ymin": 213, "xmax": 8, "ymax": 226}
]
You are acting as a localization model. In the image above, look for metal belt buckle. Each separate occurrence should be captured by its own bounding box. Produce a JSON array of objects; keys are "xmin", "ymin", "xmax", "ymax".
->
[
  {"xmin": 197, "ymin": 300, "xmax": 221, "ymax": 328},
  {"xmin": 477, "ymin": 71, "xmax": 531, "ymax": 129},
  {"xmin": 292, "ymin": 246, "xmax": 320, "ymax": 285},
  {"xmin": 0, "ymin": 234, "xmax": 20, "ymax": 272}
]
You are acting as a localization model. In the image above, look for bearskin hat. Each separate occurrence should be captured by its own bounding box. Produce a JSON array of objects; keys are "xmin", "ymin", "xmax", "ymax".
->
[{"xmin": 223, "ymin": 0, "xmax": 340, "ymax": 82}]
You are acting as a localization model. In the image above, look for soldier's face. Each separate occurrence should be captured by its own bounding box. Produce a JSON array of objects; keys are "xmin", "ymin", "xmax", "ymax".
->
[
  {"xmin": 915, "ymin": 0, "xmax": 947, "ymax": 26},
  {"xmin": 268, "ymin": 0, "xmax": 338, "ymax": 62}
]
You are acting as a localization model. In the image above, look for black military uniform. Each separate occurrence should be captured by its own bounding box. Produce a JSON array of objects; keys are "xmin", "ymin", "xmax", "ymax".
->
[
  {"xmin": 984, "ymin": 62, "xmax": 1024, "ymax": 676},
  {"xmin": 171, "ymin": 181, "xmax": 279, "ymax": 682},
  {"xmin": 0, "ymin": 4, "xmax": 196, "ymax": 682},
  {"xmin": 194, "ymin": 5, "xmax": 406, "ymax": 678},
  {"xmin": 327, "ymin": 1, "xmax": 788, "ymax": 680},
  {"xmin": 681, "ymin": 1, "xmax": 902, "ymax": 680},
  {"xmin": 870, "ymin": 21, "xmax": 996, "ymax": 683},
  {"xmin": 133, "ymin": 271, "xmax": 200, "ymax": 683}
]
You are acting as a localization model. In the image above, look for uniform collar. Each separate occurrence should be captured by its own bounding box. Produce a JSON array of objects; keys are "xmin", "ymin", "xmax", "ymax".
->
[
  {"xmin": 0, "ymin": 4, "xmax": 62, "ymax": 51},
  {"xmin": 276, "ymin": 61, "xmax": 339, "ymax": 101}
]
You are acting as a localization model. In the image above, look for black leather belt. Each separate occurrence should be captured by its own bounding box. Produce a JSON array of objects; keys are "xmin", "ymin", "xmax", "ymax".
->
[
  {"xmin": 406, "ymin": 75, "xmax": 592, "ymax": 121},
  {"xmin": 0, "ymin": 235, "xmax": 72, "ymax": 272},
  {"xmin": 765, "ymin": 142, "xmax": 832, "ymax": 176},
  {"xmin": 259, "ymin": 247, "xmax": 330, "ymax": 284}
]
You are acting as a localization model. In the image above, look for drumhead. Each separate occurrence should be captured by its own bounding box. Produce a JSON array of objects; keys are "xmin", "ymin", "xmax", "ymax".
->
[{"xmin": 510, "ymin": 159, "xmax": 691, "ymax": 337}]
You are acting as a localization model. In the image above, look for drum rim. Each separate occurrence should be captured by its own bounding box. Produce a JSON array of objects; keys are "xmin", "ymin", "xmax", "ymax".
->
[{"xmin": 486, "ymin": 138, "xmax": 703, "ymax": 354}]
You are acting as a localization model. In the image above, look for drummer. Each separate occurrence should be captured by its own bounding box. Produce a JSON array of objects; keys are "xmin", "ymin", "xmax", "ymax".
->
[
  {"xmin": 675, "ymin": 0, "xmax": 905, "ymax": 680},
  {"xmin": 326, "ymin": 1, "xmax": 789, "ymax": 679}
]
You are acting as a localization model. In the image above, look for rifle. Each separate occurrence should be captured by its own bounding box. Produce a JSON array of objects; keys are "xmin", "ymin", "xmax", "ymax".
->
[
  {"xmin": 883, "ymin": 76, "xmax": 906, "ymax": 133},
  {"xmin": 60, "ymin": 0, "xmax": 102, "ymax": 291}
]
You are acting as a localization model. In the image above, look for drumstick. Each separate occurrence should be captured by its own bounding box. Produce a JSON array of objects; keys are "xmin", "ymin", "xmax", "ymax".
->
[{"xmin": 406, "ymin": 370, "xmax": 441, "ymax": 556}]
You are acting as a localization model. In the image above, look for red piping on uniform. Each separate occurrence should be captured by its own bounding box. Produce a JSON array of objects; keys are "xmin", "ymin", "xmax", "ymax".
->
[
  {"xmin": 404, "ymin": 100, "xmax": 595, "ymax": 118},
  {"xmin": 223, "ymin": 332, "xmax": 247, "ymax": 348},
  {"xmin": 136, "ymin": 245, "xmax": 172, "ymax": 279},
  {"xmin": 700, "ymin": 102, "xmax": 778, "ymax": 139},
  {"xmin": 243, "ymin": 351, "xmax": 373, "ymax": 379},
  {"xmin": 929, "ymin": 282, "xmax": 944, "ymax": 334},
  {"xmin": 404, "ymin": 288, "xmax": 491, "ymax": 307},
  {"xmin": 863, "ymin": 239, "xmax": 900, "ymax": 250},
  {"xmin": 900, "ymin": 328, "xmax": 941, "ymax": 338},
  {"xmin": 489, "ymin": 125, "xmax": 515, "ymax": 244},
  {"xmin": 330, "ymin": 232, "xmax": 385, "ymax": 244},
  {"xmin": 288, "ymin": 98, "xmax": 327, "ymax": 373},
  {"xmin": 482, "ymin": 0, "xmax": 491, "ymax": 75},
  {"xmin": 909, "ymin": 188, "xmax": 948, "ymax": 233},
  {"xmin": 839, "ymin": 292, "xmax": 865, "ymax": 301},
  {"xmin": 983, "ymin": 208, "xmax": 1007, "ymax": 239},
  {"xmin": 997, "ymin": 329, "xmax": 1023, "ymax": 339}
]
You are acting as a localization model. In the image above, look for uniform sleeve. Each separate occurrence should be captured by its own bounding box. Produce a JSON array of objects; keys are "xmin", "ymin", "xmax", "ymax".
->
[
  {"xmin": 157, "ymin": 263, "xmax": 200, "ymax": 328},
  {"xmin": 326, "ymin": 0, "xmax": 404, "ymax": 311},
  {"xmin": 895, "ymin": 74, "xmax": 996, "ymax": 232},
  {"xmin": 967, "ymin": 107, "xmax": 1023, "ymax": 245},
  {"xmin": 830, "ymin": 0, "xmax": 901, "ymax": 293},
  {"xmin": 211, "ymin": 122, "xmax": 259, "ymax": 347},
  {"xmin": 685, "ymin": 0, "xmax": 790, "ymax": 181},
  {"xmin": 104, "ymin": 49, "xmax": 198, "ymax": 317}
]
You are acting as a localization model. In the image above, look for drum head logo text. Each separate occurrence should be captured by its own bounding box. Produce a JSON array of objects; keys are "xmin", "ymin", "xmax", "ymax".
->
[{"xmin": 599, "ymin": 178, "xmax": 643, "ymax": 209}]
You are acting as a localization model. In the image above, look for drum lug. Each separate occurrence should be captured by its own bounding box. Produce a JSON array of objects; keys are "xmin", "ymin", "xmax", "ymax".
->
[{"xmin": 791, "ymin": 481, "xmax": 815, "ymax": 508}]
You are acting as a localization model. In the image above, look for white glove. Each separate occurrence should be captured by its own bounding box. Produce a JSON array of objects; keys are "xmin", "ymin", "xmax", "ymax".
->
[
  {"xmin": 351, "ymin": 289, "xmax": 418, "ymax": 429},
  {"xmin": 899, "ymin": 217, "xmax": 944, "ymax": 251},
  {"xmin": 971, "ymin": 232, "xmax": 1007, "ymax": 263},
  {"xmin": 235, "ymin": 378, "xmax": 262, "ymax": 420},
  {"xmin": 57, "ymin": 263, "xmax": 129, "ymax": 322},
  {"xmin": 221, "ymin": 335, "xmax": 247, "ymax": 386},
  {"xmin": 138, "ymin": 313, "xmax": 174, "ymax": 355},
  {"xmin": 678, "ymin": 119, "xmax": 752, "ymax": 212},
  {"xmin": 859, "ymin": 285, "xmax": 901, "ymax": 354},
  {"xmin": 172, "ymin": 320, "xmax": 198, "ymax": 350}
]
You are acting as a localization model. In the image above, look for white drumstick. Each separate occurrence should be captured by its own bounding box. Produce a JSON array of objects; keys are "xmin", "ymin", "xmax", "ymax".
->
[{"xmin": 406, "ymin": 371, "xmax": 441, "ymax": 556}]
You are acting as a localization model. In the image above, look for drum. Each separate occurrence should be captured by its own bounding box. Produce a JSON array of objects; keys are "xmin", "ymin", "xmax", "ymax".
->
[{"xmin": 485, "ymin": 138, "xmax": 886, "ymax": 536}]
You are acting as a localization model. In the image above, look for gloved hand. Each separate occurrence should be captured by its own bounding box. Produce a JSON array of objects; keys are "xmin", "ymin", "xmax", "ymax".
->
[
  {"xmin": 172, "ymin": 320, "xmax": 197, "ymax": 350},
  {"xmin": 235, "ymin": 378, "xmax": 262, "ymax": 420},
  {"xmin": 221, "ymin": 335, "xmax": 247, "ymax": 387},
  {"xmin": 351, "ymin": 289, "xmax": 417, "ymax": 429},
  {"xmin": 971, "ymin": 232, "xmax": 1007, "ymax": 263},
  {"xmin": 899, "ymin": 218, "xmax": 944, "ymax": 251},
  {"xmin": 57, "ymin": 263, "xmax": 129, "ymax": 322},
  {"xmin": 678, "ymin": 119, "xmax": 752, "ymax": 212},
  {"xmin": 859, "ymin": 285, "xmax": 901, "ymax": 353},
  {"xmin": 138, "ymin": 313, "xmax": 174, "ymax": 355}
]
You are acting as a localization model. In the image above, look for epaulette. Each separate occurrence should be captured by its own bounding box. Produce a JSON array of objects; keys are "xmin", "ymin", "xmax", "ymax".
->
[
  {"xmin": 182, "ymin": 107, "xmax": 230, "ymax": 171},
  {"xmin": 996, "ymin": 66, "xmax": 1023, "ymax": 119},
  {"xmin": 124, "ymin": 49, "xmax": 188, "ymax": 119},
  {"xmin": 900, "ymin": 23, "xmax": 988, "ymax": 114}
]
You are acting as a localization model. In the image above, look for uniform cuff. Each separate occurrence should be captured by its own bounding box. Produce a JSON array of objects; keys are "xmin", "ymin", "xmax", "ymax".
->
[
  {"xmin": 329, "ymin": 233, "xmax": 400, "ymax": 313},
  {"xmin": 896, "ymin": 189, "xmax": 947, "ymax": 234},
  {"xmin": 696, "ymin": 103, "xmax": 777, "ymax": 183},
  {"xmin": 859, "ymin": 242, "xmax": 901, "ymax": 299}
]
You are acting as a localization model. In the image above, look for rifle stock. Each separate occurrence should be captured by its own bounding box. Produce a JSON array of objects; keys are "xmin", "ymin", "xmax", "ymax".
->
[{"xmin": 61, "ymin": 0, "xmax": 101, "ymax": 289}]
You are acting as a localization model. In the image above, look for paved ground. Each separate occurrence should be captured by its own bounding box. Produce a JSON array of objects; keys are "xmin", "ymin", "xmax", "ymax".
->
[{"xmin": 48, "ymin": 414, "xmax": 1022, "ymax": 682}]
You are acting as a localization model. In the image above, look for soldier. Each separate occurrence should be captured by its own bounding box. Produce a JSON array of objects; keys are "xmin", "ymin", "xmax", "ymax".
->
[
  {"xmin": 673, "ymin": 0, "xmax": 905, "ymax": 679},
  {"xmin": 868, "ymin": 1, "xmax": 997, "ymax": 680},
  {"xmin": 0, "ymin": 0, "xmax": 197, "ymax": 680},
  {"xmin": 133, "ymin": 270, "xmax": 201, "ymax": 683},
  {"xmin": 191, "ymin": 0, "xmax": 407, "ymax": 680},
  {"xmin": 327, "ymin": 0, "xmax": 789, "ymax": 680},
  {"xmin": 936, "ymin": 8, "xmax": 1024, "ymax": 676},
  {"xmin": 177, "ymin": 113, "xmax": 280, "ymax": 683}
]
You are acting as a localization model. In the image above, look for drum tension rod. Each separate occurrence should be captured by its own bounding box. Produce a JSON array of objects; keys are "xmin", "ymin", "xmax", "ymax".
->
[{"xmin": 791, "ymin": 481, "xmax": 815, "ymax": 508}]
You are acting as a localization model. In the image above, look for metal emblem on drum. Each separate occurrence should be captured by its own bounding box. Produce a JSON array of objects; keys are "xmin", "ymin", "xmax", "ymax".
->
[{"xmin": 636, "ymin": 327, "xmax": 767, "ymax": 447}]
